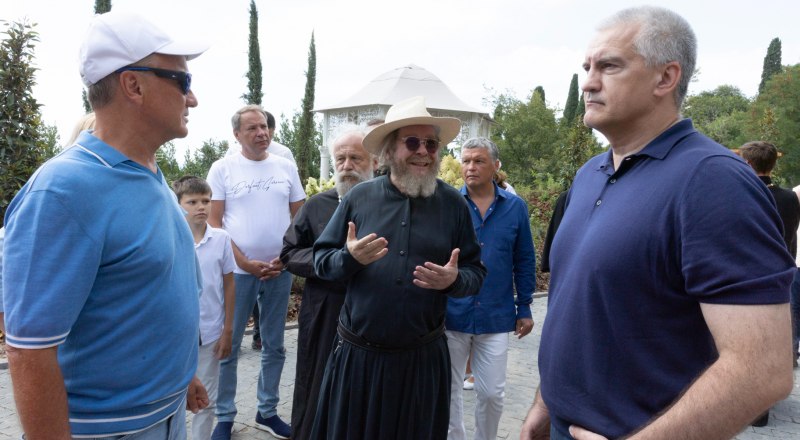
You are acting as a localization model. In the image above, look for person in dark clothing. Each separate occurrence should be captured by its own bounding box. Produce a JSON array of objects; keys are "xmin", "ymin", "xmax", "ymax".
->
[
  {"xmin": 311, "ymin": 96, "xmax": 486, "ymax": 440},
  {"xmin": 740, "ymin": 140, "xmax": 800, "ymax": 379},
  {"xmin": 540, "ymin": 190, "xmax": 568, "ymax": 273},
  {"xmin": 280, "ymin": 128, "xmax": 377, "ymax": 440}
]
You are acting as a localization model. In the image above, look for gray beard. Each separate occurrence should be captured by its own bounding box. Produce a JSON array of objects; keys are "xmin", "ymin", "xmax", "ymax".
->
[
  {"xmin": 388, "ymin": 155, "xmax": 440, "ymax": 198},
  {"xmin": 335, "ymin": 170, "xmax": 372, "ymax": 197}
]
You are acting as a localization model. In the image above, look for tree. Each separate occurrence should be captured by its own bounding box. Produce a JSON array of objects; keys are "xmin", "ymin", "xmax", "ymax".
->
[
  {"xmin": 82, "ymin": 0, "xmax": 112, "ymax": 112},
  {"xmin": 0, "ymin": 20, "xmax": 44, "ymax": 223},
  {"xmin": 155, "ymin": 142, "xmax": 181, "ymax": 184},
  {"xmin": 182, "ymin": 139, "xmax": 229, "ymax": 179},
  {"xmin": 490, "ymin": 90, "xmax": 561, "ymax": 188},
  {"xmin": 749, "ymin": 64, "xmax": 800, "ymax": 184},
  {"xmin": 40, "ymin": 123, "xmax": 61, "ymax": 161},
  {"xmin": 294, "ymin": 32, "xmax": 318, "ymax": 182},
  {"xmin": 533, "ymin": 86, "xmax": 546, "ymax": 104},
  {"xmin": 274, "ymin": 110, "xmax": 322, "ymax": 180},
  {"xmin": 562, "ymin": 74, "xmax": 579, "ymax": 125},
  {"xmin": 759, "ymin": 38, "xmax": 782, "ymax": 94},
  {"xmin": 241, "ymin": 0, "xmax": 263, "ymax": 104},
  {"xmin": 556, "ymin": 120, "xmax": 602, "ymax": 189},
  {"xmin": 681, "ymin": 85, "xmax": 751, "ymax": 147}
]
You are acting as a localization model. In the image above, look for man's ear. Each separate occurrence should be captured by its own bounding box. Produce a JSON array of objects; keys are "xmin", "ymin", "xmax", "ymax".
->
[
  {"xmin": 654, "ymin": 61, "xmax": 681, "ymax": 98},
  {"xmin": 117, "ymin": 71, "xmax": 144, "ymax": 102}
]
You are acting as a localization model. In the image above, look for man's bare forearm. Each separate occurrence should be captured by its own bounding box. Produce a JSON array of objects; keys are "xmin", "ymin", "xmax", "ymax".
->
[
  {"xmin": 7, "ymin": 346, "xmax": 71, "ymax": 439},
  {"xmin": 627, "ymin": 303, "xmax": 792, "ymax": 440}
]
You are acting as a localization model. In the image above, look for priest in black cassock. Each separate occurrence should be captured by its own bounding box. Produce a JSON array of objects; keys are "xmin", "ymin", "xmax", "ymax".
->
[
  {"xmin": 281, "ymin": 128, "xmax": 377, "ymax": 440},
  {"xmin": 311, "ymin": 96, "xmax": 486, "ymax": 440}
]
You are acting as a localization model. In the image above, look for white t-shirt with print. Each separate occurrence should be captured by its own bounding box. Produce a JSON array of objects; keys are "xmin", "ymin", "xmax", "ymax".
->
[{"xmin": 207, "ymin": 153, "xmax": 306, "ymax": 273}]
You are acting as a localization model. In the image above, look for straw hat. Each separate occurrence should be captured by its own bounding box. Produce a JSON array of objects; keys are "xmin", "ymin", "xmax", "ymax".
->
[{"xmin": 362, "ymin": 96, "xmax": 461, "ymax": 154}]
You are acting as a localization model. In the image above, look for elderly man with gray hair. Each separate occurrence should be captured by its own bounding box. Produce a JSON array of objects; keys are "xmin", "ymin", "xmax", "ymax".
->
[
  {"xmin": 522, "ymin": 6, "xmax": 794, "ymax": 440},
  {"xmin": 280, "ymin": 126, "xmax": 377, "ymax": 440}
]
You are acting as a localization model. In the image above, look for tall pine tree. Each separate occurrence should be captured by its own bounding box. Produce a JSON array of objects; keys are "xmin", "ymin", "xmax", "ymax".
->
[
  {"xmin": 562, "ymin": 73, "xmax": 579, "ymax": 125},
  {"xmin": 242, "ymin": 0, "xmax": 263, "ymax": 104},
  {"xmin": 295, "ymin": 32, "xmax": 317, "ymax": 182},
  {"xmin": 758, "ymin": 38, "xmax": 782, "ymax": 94},
  {"xmin": 82, "ymin": 0, "xmax": 112, "ymax": 112}
]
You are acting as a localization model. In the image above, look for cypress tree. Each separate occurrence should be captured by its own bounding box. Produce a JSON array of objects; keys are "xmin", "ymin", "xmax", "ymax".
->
[
  {"xmin": 242, "ymin": 0, "xmax": 263, "ymax": 104},
  {"xmin": 758, "ymin": 38, "xmax": 782, "ymax": 94},
  {"xmin": 82, "ymin": 0, "xmax": 112, "ymax": 112},
  {"xmin": 575, "ymin": 94, "xmax": 585, "ymax": 121},
  {"xmin": 562, "ymin": 74, "xmax": 579, "ymax": 125},
  {"xmin": 533, "ymin": 86, "xmax": 546, "ymax": 104},
  {"xmin": 295, "ymin": 32, "xmax": 317, "ymax": 182},
  {"xmin": 95, "ymin": 0, "xmax": 111, "ymax": 13}
]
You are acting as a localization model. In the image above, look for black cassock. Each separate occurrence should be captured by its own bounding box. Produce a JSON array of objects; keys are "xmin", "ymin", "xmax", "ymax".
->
[
  {"xmin": 311, "ymin": 175, "xmax": 485, "ymax": 440},
  {"xmin": 280, "ymin": 188, "xmax": 346, "ymax": 440}
]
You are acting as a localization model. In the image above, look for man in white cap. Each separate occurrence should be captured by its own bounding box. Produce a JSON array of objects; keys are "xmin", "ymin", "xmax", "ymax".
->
[
  {"xmin": 3, "ymin": 10, "xmax": 209, "ymax": 438},
  {"xmin": 311, "ymin": 96, "xmax": 486, "ymax": 439}
]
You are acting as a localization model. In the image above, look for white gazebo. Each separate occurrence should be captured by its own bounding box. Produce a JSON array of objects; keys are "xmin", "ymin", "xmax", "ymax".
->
[{"xmin": 314, "ymin": 64, "xmax": 492, "ymax": 179}]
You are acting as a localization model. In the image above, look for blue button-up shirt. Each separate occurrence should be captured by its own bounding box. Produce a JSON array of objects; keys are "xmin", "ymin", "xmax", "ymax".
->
[{"xmin": 446, "ymin": 182, "xmax": 536, "ymax": 334}]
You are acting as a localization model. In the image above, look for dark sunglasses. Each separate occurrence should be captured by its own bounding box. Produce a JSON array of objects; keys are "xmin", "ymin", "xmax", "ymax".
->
[
  {"xmin": 399, "ymin": 136, "xmax": 440, "ymax": 154},
  {"xmin": 115, "ymin": 66, "xmax": 192, "ymax": 95}
]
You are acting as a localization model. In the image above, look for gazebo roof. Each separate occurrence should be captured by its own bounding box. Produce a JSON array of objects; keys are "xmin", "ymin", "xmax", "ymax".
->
[{"xmin": 314, "ymin": 64, "xmax": 486, "ymax": 114}]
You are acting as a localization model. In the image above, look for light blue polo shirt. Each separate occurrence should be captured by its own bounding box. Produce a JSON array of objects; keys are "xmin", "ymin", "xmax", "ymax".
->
[{"xmin": 3, "ymin": 131, "xmax": 200, "ymax": 436}]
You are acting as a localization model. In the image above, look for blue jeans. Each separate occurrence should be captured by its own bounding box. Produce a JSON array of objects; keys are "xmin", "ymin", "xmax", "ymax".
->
[
  {"xmin": 216, "ymin": 271, "xmax": 292, "ymax": 422},
  {"xmin": 791, "ymin": 268, "xmax": 800, "ymax": 358},
  {"xmin": 83, "ymin": 405, "xmax": 186, "ymax": 439}
]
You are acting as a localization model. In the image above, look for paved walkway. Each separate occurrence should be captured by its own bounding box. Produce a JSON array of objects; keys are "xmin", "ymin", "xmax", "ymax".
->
[{"xmin": 1, "ymin": 295, "xmax": 798, "ymax": 439}]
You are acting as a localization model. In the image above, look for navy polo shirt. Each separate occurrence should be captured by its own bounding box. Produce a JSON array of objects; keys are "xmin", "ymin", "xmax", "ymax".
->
[{"xmin": 539, "ymin": 119, "xmax": 794, "ymax": 438}]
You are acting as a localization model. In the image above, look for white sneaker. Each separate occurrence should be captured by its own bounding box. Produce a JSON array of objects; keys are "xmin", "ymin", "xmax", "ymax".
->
[{"xmin": 463, "ymin": 375, "xmax": 475, "ymax": 390}]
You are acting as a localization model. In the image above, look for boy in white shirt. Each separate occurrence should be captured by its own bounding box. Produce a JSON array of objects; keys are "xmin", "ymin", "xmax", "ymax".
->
[{"xmin": 173, "ymin": 176, "xmax": 236, "ymax": 440}]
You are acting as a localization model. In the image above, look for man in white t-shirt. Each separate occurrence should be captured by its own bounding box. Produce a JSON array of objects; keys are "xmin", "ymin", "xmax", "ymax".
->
[
  {"xmin": 225, "ymin": 110, "xmax": 296, "ymax": 352},
  {"xmin": 207, "ymin": 104, "xmax": 306, "ymax": 440},
  {"xmin": 224, "ymin": 110, "xmax": 295, "ymax": 163}
]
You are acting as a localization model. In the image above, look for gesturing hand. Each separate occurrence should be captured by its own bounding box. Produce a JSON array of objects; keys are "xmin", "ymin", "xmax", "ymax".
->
[
  {"xmin": 346, "ymin": 222, "xmax": 388, "ymax": 265},
  {"xmin": 413, "ymin": 248, "xmax": 460, "ymax": 290}
]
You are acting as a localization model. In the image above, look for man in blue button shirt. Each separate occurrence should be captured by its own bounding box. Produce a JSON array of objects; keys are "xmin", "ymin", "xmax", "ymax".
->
[{"xmin": 446, "ymin": 137, "xmax": 536, "ymax": 440}]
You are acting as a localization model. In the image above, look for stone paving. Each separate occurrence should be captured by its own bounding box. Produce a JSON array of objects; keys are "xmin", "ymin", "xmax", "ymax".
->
[{"xmin": 1, "ymin": 295, "xmax": 799, "ymax": 439}]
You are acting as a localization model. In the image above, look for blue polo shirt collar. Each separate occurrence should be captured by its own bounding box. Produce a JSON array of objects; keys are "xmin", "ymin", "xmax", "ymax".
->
[
  {"xmin": 75, "ymin": 130, "xmax": 137, "ymax": 168},
  {"xmin": 594, "ymin": 119, "xmax": 697, "ymax": 173}
]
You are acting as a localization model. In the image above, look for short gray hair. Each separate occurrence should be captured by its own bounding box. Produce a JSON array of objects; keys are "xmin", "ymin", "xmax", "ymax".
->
[
  {"xmin": 88, "ymin": 53, "xmax": 158, "ymax": 110},
  {"xmin": 599, "ymin": 6, "xmax": 696, "ymax": 107},
  {"xmin": 231, "ymin": 104, "xmax": 266, "ymax": 131},
  {"xmin": 462, "ymin": 137, "xmax": 499, "ymax": 162}
]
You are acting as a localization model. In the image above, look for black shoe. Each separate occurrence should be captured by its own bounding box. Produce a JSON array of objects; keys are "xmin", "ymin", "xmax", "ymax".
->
[
  {"xmin": 211, "ymin": 421, "xmax": 234, "ymax": 440},
  {"xmin": 252, "ymin": 338, "xmax": 262, "ymax": 350},
  {"xmin": 751, "ymin": 410, "xmax": 769, "ymax": 427}
]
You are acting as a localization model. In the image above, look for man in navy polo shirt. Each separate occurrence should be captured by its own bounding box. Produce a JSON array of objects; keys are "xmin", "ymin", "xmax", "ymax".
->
[
  {"xmin": 446, "ymin": 137, "xmax": 535, "ymax": 440},
  {"xmin": 521, "ymin": 6, "xmax": 795, "ymax": 440},
  {"xmin": 4, "ymin": 11, "xmax": 208, "ymax": 438}
]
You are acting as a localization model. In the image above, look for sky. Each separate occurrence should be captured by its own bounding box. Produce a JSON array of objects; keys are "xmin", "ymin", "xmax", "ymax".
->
[{"xmin": 4, "ymin": 0, "xmax": 800, "ymax": 163}]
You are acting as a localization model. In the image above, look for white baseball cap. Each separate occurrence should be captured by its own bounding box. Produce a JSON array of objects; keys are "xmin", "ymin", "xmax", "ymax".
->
[{"xmin": 79, "ymin": 11, "xmax": 208, "ymax": 87}]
